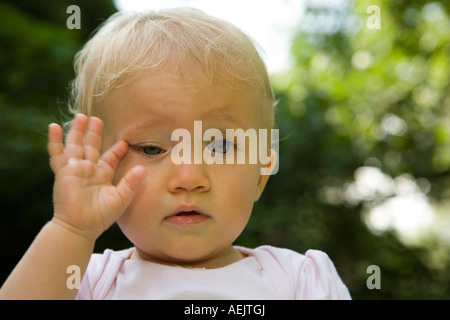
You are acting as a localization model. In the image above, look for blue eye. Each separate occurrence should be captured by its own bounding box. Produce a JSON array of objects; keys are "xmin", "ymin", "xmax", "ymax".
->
[
  {"xmin": 208, "ymin": 139, "xmax": 233, "ymax": 154},
  {"xmin": 130, "ymin": 144, "xmax": 165, "ymax": 157},
  {"xmin": 142, "ymin": 146, "xmax": 163, "ymax": 155}
]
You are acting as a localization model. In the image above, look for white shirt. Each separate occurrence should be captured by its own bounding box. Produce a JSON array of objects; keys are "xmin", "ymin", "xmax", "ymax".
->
[{"xmin": 76, "ymin": 245, "xmax": 351, "ymax": 300}]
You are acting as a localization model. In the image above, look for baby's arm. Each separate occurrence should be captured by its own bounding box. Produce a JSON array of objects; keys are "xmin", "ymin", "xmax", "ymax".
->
[{"xmin": 0, "ymin": 114, "xmax": 147, "ymax": 299}]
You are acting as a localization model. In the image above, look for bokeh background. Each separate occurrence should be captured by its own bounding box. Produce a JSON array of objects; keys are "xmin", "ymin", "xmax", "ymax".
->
[{"xmin": 1, "ymin": 0, "xmax": 450, "ymax": 299}]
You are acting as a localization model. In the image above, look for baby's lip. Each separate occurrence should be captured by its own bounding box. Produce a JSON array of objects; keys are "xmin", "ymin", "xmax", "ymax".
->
[
  {"xmin": 164, "ymin": 204, "xmax": 211, "ymax": 226},
  {"xmin": 166, "ymin": 204, "xmax": 210, "ymax": 218}
]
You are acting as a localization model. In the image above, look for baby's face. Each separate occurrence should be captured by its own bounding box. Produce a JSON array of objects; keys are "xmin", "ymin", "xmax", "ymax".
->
[{"xmin": 99, "ymin": 69, "xmax": 270, "ymax": 267}]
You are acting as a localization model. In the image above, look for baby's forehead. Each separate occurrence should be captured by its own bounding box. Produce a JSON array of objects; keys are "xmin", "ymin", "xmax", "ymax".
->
[
  {"xmin": 127, "ymin": 64, "xmax": 255, "ymax": 91},
  {"xmin": 101, "ymin": 69, "xmax": 266, "ymax": 132},
  {"xmin": 121, "ymin": 67, "xmax": 263, "ymax": 105}
]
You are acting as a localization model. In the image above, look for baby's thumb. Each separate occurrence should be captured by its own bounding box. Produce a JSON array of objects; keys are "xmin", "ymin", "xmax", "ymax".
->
[{"xmin": 116, "ymin": 166, "xmax": 147, "ymax": 209}]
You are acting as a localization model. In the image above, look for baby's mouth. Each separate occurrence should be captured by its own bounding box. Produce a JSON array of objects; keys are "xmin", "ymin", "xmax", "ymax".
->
[
  {"xmin": 165, "ymin": 206, "xmax": 210, "ymax": 226},
  {"xmin": 175, "ymin": 211, "xmax": 201, "ymax": 216}
]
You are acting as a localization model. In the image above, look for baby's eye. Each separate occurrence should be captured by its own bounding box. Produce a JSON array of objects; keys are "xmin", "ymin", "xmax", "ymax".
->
[
  {"xmin": 131, "ymin": 144, "xmax": 165, "ymax": 156},
  {"xmin": 142, "ymin": 146, "xmax": 163, "ymax": 155},
  {"xmin": 207, "ymin": 139, "xmax": 234, "ymax": 154}
]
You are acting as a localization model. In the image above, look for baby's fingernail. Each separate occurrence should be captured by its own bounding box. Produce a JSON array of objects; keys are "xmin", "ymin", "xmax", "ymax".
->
[{"xmin": 75, "ymin": 113, "xmax": 86, "ymax": 119}]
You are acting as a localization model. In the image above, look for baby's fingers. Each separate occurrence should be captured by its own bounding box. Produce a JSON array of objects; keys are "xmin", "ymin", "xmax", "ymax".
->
[
  {"xmin": 65, "ymin": 113, "xmax": 89, "ymax": 159},
  {"xmin": 83, "ymin": 117, "xmax": 104, "ymax": 163},
  {"xmin": 115, "ymin": 166, "xmax": 147, "ymax": 209},
  {"xmin": 98, "ymin": 140, "xmax": 129, "ymax": 172},
  {"xmin": 48, "ymin": 123, "xmax": 67, "ymax": 173}
]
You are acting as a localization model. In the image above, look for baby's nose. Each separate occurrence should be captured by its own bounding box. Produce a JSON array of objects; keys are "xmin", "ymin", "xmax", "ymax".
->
[{"xmin": 167, "ymin": 162, "xmax": 210, "ymax": 193}]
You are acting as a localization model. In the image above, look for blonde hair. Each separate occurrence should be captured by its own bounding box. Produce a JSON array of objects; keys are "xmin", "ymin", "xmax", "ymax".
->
[{"xmin": 68, "ymin": 7, "xmax": 274, "ymax": 129}]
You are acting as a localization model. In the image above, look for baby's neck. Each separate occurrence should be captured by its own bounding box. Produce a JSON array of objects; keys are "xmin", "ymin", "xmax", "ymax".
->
[{"xmin": 129, "ymin": 246, "xmax": 246, "ymax": 269}]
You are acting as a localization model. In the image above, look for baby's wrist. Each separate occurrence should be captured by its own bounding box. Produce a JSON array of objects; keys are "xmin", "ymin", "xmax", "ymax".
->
[{"xmin": 50, "ymin": 217, "xmax": 100, "ymax": 243}]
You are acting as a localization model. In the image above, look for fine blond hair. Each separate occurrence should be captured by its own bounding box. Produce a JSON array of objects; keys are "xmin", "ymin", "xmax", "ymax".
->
[{"xmin": 68, "ymin": 7, "xmax": 274, "ymax": 129}]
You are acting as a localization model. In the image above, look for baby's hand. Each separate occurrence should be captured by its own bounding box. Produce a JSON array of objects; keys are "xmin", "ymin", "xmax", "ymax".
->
[{"xmin": 47, "ymin": 114, "xmax": 147, "ymax": 240}]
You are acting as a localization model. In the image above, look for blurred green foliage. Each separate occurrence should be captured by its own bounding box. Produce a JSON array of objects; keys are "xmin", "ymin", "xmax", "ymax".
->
[
  {"xmin": 0, "ymin": 0, "xmax": 118, "ymax": 286},
  {"xmin": 1, "ymin": 0, "xmax": 449, "ymax": 299},
  {"xmin": 240, "ymin": 0, "xmax": 450, "ymax": 299}
]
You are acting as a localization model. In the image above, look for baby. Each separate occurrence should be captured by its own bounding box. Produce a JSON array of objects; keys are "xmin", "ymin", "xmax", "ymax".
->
[{"xmin": 0, "ymin": 7, "xmax": 350, "ymax": 299}]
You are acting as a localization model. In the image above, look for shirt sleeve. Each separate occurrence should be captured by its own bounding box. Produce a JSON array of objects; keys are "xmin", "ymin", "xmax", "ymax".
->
[
  {"xmin": 75, "ymin": 253, "xmax": 104, "ymax": 300},
  {"xmin": 296, "ymin": 249, "xmax": 351, "ymax": 300},
  {"xmin": 75, "ymin": 248, "xmax": 133, "ymax": 300}
]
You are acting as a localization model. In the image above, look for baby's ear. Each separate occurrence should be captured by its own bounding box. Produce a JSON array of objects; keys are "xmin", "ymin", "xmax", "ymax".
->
[
  {"xmin": 259, "ymin": 147, "xmax": 278, "ymax": 176},
  {"xmin": 255, "ymin": 148, "xmax": 278, "ymax": 201}
]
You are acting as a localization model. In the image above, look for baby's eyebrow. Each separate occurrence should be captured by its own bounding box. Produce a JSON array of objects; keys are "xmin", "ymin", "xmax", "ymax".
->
[
  {"xmin": 204, "ymin": 112, "xmax": 248, "ymax": 131},
  {"xmin": 118, "ymin": 112, "xmax": 249, "ymax": 140},
  {"xmin": 119, "ymin": 117, "xmax": 168, "ymax": 137}
]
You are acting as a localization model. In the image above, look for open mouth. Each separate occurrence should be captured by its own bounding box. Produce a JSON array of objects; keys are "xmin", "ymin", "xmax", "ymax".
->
[
  {"xmin": 165, "ymin": 207, "xmax": 210, "ymax": 225},
  {"xmin": 175, "ymin": 211, "xmax": 201, "ymax": 216}
]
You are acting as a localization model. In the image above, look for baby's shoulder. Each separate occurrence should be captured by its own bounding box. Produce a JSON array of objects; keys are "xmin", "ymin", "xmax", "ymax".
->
[
  {"xmin": 237, "ymin": 245, "xmax": 351, "ymax": 299},
  {"xmin": 88, "ymin": 247, "xmax": 134, "ymax": 269},
  {"xmin": 239, "ymin": 244, "xmax": 331, "ymax": 268},
  {"xmin": 76, "ymin": 247, "xmax": 134, "ymax": 299}
]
